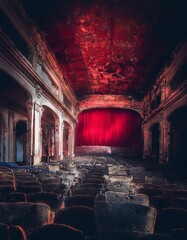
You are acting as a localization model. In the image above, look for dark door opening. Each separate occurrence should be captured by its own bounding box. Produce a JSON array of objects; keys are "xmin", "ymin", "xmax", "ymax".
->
[
  {"xmin": 16, "ymin": 121, "xmax": 27, "ymax": 164},
  {"xmin": 169, "ymin": 107, "xmax": 187, "ymax": 173}
]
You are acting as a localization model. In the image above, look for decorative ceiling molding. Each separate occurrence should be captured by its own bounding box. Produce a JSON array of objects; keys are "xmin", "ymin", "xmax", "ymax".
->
[{"xmin": 77, "ymin": 95, "xmax": 143, "ymax": 118}]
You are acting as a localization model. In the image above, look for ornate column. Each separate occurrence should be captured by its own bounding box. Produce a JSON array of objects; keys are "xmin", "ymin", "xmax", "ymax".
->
[
  {"xmin": 54, "ymin": 119, "xmax": 59, "ymax": 160},
  {"xmin": 26, "ymin": 100, "xmax": 34, "ymax": 165},
  {"xmin": 68, "ymin": 125, "xmax": 75, "ymax": 158},
  {"xmin": 160, "ymin": 78, "xmax": 167, "ymax": 102},
  {"xmin": 32, "ymin": 103, "xmax": 44, "ymax": 165},
  {"xmin": 54, "ymin": 112, "xmax": 64, "ymax": 161},
  {"xmin": 59, "ymin": 120, "xmax": 64, "ymax": 160}
]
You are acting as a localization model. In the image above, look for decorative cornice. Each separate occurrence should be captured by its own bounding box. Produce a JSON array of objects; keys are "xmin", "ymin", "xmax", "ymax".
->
[
  {"xmin": 1, "ymin": 0, "xmax": 77, "ymax": 104},
  {"xmin": 77, "ymin": 95, "xmax": 143, "ymax": 117},
  {"xmin": 0, "ymin": 33, "xmax": 77, "ymax": 123}
]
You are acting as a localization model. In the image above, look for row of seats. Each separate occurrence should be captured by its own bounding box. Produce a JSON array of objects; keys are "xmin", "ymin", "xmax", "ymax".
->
[
  {"xmin": 0, "ymin": 160, "xmax": 102, "ymax": 239},
  {"xmin": 0, "ymin": 167, "xmax": 67, "ymax": 195},
  {"xmin": 0, "ymin": 157, "xmax": 187, "ymax": 239},
  {"xmin": 92, "ymin": 160, "xmax": 187, "ymax": 240}
]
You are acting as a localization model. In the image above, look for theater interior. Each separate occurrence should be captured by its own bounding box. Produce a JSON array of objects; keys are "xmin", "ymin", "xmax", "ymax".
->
[{"xmin": 0, "ymin": 0, "xmax": 187, "ymax": 239}]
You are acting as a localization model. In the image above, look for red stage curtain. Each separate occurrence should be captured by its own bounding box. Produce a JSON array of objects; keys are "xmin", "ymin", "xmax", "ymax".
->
[{"xmin": 75, "ymin": 108, "xmax": 142, "ymax": 148}]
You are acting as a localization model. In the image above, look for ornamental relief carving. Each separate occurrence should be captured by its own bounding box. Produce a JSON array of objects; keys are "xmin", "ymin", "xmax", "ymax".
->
[{"xmin": 35, "ymin": 85, "xmax": 42, "ymax": 99}]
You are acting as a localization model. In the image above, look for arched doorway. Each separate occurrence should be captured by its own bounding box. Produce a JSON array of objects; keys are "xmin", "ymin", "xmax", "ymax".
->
[
  {"xmin": 41, "ymin": 106, "xmax": 57, "ymax": 162},
  {"xmin": 150, "ymin": 123, "xmax": 160, "ymax": 162},
  {"xmin": 15, "ymin": 121, "xmax": 27, "ymax": 164},
  {"xmin": 0, "ymin": 70, "xmax": 30, "ymax": 163},
  {"xmin": 168, "ymin": 106, "xmax": 187, "ymax": 172},
  {"xmin": 0, "ymin": 113, "xmax": 5, "ymax": 162}
]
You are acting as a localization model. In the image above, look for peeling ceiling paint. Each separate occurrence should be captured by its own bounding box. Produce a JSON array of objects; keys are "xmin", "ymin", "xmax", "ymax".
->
[{"xmin": 20, "ymin": 0, "xmax": 187, "ymax": 99}]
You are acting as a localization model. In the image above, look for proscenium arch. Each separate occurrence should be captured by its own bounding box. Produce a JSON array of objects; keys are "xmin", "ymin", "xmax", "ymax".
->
[
  {"xmin": 75, "ymin": 108, "xmax": 142, "ymax": 151},
  {"xmin": 77, "ymin": 106, "xmax": 143, "ymax": 119}
]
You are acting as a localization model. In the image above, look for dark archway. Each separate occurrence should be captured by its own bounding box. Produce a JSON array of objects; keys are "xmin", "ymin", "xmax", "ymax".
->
[
  {"xmin": 16, "ymin": 121, "xmax": 27, "ymax": 164},
  {"xmin": 0, "ymin": 70, "xmax": 30, "ymax": 164},
  {"xmin": 41, "ymin": 106, "xmax": 57, "ymax": 162},
  {"xmin": 168, "ymin": 106, "xmax": 187, "ymax": 172}
]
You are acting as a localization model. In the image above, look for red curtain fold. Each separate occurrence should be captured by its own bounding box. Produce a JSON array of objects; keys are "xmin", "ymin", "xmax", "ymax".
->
[{"xmin": 75, "ymin": 108, "xmax": 142, "ymax": 148}]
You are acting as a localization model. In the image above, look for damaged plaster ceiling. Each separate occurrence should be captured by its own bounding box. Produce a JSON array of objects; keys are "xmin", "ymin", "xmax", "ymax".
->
[{"xmin": 20, "ymin": 0, "xmax": 187, "ymax": 100}]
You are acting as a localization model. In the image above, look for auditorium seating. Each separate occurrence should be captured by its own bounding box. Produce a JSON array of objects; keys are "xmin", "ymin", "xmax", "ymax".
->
[{"xmin": 0, "ymin": 157, "xmax": 186, "ymax": 239}]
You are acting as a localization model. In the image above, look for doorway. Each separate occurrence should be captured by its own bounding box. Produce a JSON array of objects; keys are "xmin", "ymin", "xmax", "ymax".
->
[
  {"xmin": 16, "ymin": 121, "xmax": 27, "ymax": 163},
  {"xmin": 169, "ymin": 106, "xmax": 187, "ymax": 172}
]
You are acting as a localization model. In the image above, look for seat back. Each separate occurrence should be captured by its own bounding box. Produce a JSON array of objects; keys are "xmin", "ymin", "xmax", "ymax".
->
[
  {"xmin": 27, "ymin": 192, "xmax": 64, "ymax": 212},
  {"xmin": 137, "ymin": 188, "xmax": 164, "ymax": 197},
  {"xmin": 5, "ymin": 192, "xmax": 27, "ymax": 202},
  {"xmin": 94, "ymin": 202, "xmax": 157, "ymax": 237},
  {"xmin": 16, "ymin": 186, "xmax": 42, "ymax": 194},
  {"xmin": 164, "ymin": 190, "xmax": 187, "ymax": 198},
  {"xmin": 149, "ymin": 196, "xmax": 172, "ymax": 210},
  {"xmin": 65, "ymin": 195, "xmax": 95, "ymax": 208},
  {"xmin": 80, "ymin": 183, "xmax": 102, "ymax": 189},
  {"xmin": 83, "ymin": 179, "xmax": 104, "ymax": 184},
  {"xmin": 0, "ymin": 223, "xmax": 9, "ymax": 240},
  {"xmin": 0, "ymin": 185, "xmax": 15, "ymax": 193},
  {"xmin": 173, "ymin": 197, "xmax": 187, "ymax": 210},
  {"xmin": 54, "ymin": 206, "xmax": 96, "ymax": 236},
  {"xmin": 72, "ymin": 187, "xmax": 99, "ymax": 197},
  {"xmin": 9, "ymin": 225, "xmax": 27, "ymax": 240},
  {"xmin": 0, "ymin": 202, "xmax": 51, "ymax": 232},
  {"xmin": 155, "ymin": 207, "xmax": 187, "ymax": 233},
  {"xmin": 105, "ymin": 191, "xmax": 149, "ymax": 206}
]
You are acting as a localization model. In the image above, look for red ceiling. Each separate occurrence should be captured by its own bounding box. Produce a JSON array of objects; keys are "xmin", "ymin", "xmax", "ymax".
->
[{"xmin": 20, "ymin": 0, "xmax": 187, "ymax": 99}]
